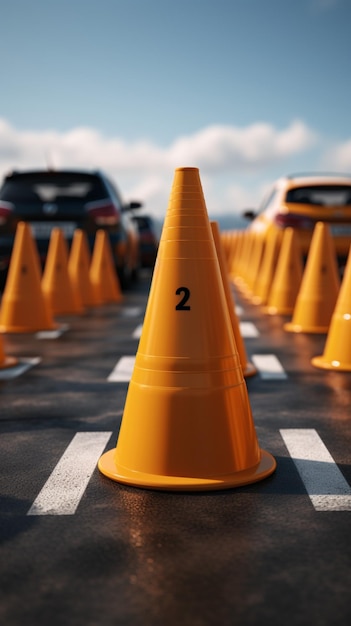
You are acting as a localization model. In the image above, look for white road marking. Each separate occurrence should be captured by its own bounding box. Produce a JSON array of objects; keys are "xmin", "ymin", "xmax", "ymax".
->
[
  {"xmin": 132, "ymin": 324, "xmax": 143, "ymax": 339},
  {"xmin": 280, "ymin": 429, "xmax": 351, "ymax": 511},
  {"xmin": 107, "ymin": 356, "xmax": 135, "ymax": 382},
  {"xmin": 120, "ymin": 306, "xmax": 143, "ymax": 317},
  {"xmin": 27, "ymin": 432, "xmax": 112, "ymax": 516},
  {"xmin": 0, "ymin": 357, "xmax": 41, "ymax": 380},
  {"xmin": 36, "ymin": 323, "xmax": 69, "ymax": 339},
  {"xmin": 251, "ymin": 354, "xmax": 287, "ymax": 379},
  {"xmin": 235, "ymin": 305, "xmax": 243, "ymax": 316},
  {"xmin": 239, "ymin": 321, "xmax": 259, "ymax": 337}
]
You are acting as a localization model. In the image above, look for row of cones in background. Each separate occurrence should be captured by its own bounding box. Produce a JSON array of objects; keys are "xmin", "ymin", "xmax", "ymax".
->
[
  {"xmin": 0, "ymin": 216, "xmax": 254, "ymax": 378},
  {"xmin": 0, "ymin": 223, "xmax": 123, "ymax": 364},
  {"xmin": 0, "ymin": 213, "xmax": 257, "ymax": 380},
  {"xmin": 223, "ymin": 220, "xmax": 351, "ymax": 371}
]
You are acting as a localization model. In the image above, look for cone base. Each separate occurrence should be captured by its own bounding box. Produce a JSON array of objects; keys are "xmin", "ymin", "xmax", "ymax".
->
[
  {"xmin": 311, "ymin": 355, "xmax": 351, "ymax": 372},
  {"xmin": 243, "ymin": 362, "xmax": 258, "ymax": 378},
  {"xmin": 265, "ymin": 306, "xmax": 293, "ymax": 316},
  {"xmin": 284, "ymin": 322, "xmax": 329, "ymax": 334},
  {"xmin": 251, "ymin": 295, "xmax": 264, "ymax": 305},
  {"xmin": 98, "ymin": 448, "xmax": 276, "ymax": 491},
  {"xmin": 0, "ymin": 356, "xmax": 19, "ymax": 369}
]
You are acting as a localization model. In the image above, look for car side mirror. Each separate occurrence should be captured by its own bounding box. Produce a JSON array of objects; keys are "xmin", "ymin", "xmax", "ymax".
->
[
  {"xmin": 125, "ymin": 201, "xmax": 143, "ymax": 211},
  {"xmin": 242, "ymin": 209, "xmax": 257, "ymax": 220}
]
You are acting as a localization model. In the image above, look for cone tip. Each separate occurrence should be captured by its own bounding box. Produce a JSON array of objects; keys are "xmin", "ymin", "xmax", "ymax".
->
[
  {"xmin": 172, "ymin": 167, "xmax": 202, "ymax": 190},
  {"xmin": 175, "ymin": 166, "xmax": 199, "ymax": 172}
]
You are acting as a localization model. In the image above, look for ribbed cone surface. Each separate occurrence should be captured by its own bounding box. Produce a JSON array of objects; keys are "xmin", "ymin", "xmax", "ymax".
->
[
  {"xmin": 42, "ymin": 228, "xmax": 84, "ymax": 315},
  {"xmin": 312, "ymin": 245, "xmax": 351, "ymax": 370},
  {"xmin": 68, "ymin": 229, "xmax": 98, "ymax": 307},
  {"xmin": 0, "ymin": 222, "xmax": 56, "ymax": 333},
  {"xmin": 249, "ymin": 233, "xmax": 265, "ymax": 297},
  {"xmin": 285, "ymin": 222, "xmax": 340, "ymax": 333},
  {"xmin": 266, "ymin": 228, "xmax": 303, "ymax": 315},
  {"xmin": 98, "ymin": 168, "xmax": 275, "ymax": 490},
  {"xmin": 253, "ymin": 228, "xmax": 281, "ymax": 305},
  {"xmin": 89, "ymin": 230, "xmax": 123, "ymax": 304},
  {"xmin": 211, "ymin": 220, "xmax": 256, "ymax": 378}
]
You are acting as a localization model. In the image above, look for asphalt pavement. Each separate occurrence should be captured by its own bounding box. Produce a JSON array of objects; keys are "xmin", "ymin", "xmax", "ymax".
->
[{"xmin": 1, "ymin": 267, "xmax": 351, "ymax": 626}]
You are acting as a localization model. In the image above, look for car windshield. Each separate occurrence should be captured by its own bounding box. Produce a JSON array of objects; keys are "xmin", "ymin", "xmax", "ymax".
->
[
  {"xmin": 0, "ymin": 173, "xmax": 106, "ymax": 203},
  {"xmin": 286, "ymin": 185, "xmax": 351, "ymax": 206}
]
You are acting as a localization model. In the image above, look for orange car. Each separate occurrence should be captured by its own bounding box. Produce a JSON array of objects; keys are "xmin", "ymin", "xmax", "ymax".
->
[{"xmin": 244, "ymin": 174, "xmax": 351, "ymax": 264}]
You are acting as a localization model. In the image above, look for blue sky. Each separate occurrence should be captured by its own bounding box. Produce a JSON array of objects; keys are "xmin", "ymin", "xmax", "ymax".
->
[{"xmin": 1, "ymin": 0, "xmax": 351, "ymax": 224}]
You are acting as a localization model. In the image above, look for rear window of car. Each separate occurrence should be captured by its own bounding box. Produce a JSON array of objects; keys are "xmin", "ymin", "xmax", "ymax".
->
[
  {"xmin": 286, "ymin": 185, "xmax": 351, "ymax": 206},
  {"xmin": 0, "ymin": 173, "xmax": 107, "ymax": 204}
]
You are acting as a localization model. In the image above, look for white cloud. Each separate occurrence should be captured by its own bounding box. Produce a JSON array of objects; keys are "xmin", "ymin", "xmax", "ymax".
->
[
  {"xmin": 0, "ymin": 117, "xmax": 318, "ymax": 220},
  {"xmin": 168, "ymin": 120, "xmax": 316, "ymax": 171},
  {"xmin": 321, "ymin": 138, "xmax": 351, "ymax": 171}
]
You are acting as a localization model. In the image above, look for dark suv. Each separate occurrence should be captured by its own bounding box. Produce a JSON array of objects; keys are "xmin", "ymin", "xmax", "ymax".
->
[{"xmin": 0, "ymin": 169, "xmax": 142, "ymax": 289}]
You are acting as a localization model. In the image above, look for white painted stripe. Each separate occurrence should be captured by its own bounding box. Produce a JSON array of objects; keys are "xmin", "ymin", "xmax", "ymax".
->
[
  {"xmin": 27, "ymin": 432, "xmax": 112, "ymax": 516},
  {"xmin": 235, "ymin": 305, "xmax": 243, "ymax": 316},
  {"xmin": 120, "ymin": 306, "xmax": 143, "ymax": 317},
  {"xmin": 251, "ymin": 354, "xmax": 287, "ymax": 379},
  {"xmin": 36, "ymin": 323, "xmax": 69, "ymax": 339},
  {"xmin": 280, "ymin": 429, "xmax": 351, "ymax": 511},
  {"xmin": 132, "ymin": 324, "xmax": 143, "ymax": 339},
  {"xmin": 0, "ymin": 357, "xmax": 41, "ymax": 380},
  {"xmin": 108, "ymin": 356, "xmax": 135, "ymax": 382},
  {"xmin": 239, "ymin": 321, "xmax": 259, "ymax": 337}
]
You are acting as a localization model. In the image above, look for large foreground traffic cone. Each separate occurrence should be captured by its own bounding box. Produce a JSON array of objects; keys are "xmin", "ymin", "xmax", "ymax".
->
[
  {"xmin": 285, "ymin": 222, "xmax": 340, "ymax": 333},
  {"xmin": 0, "ymin": 222, "xmax": 57, "ymax": 333},
  {"xmin": 42, "ymin": 228, "xmax": 85, "ymax": 316},
  {"xmin": 265, "ymin": 227, "xmax": 303, "ymax": 315},
  {"xmin": 68, "ymin": 229, "xmax": 98, "ymax": 308},
  {"xmin": 89, "ymin": 230, "xmax": 123, "ymax": 304},
  {"xmin": 98, "ymin": 167, "xmax": 276, "ymax": 491},
  {"xmin": 312, "ymin": 246, "xmax": 351, "ymax": 371},
  {"xmin": 211, "ymin": 221, "xmax": 257, "ymax": 378}
]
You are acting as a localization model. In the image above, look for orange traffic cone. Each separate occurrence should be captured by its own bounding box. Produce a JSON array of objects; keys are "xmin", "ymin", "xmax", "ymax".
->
[
  {"xmin": 247, "ymin": 232, "xmax": 266, "ymax": 300},
  {"xmin": 265, "ymin": 228, "xmax": 304, "ymax": 315},
  {"xmin": 229, "ymin": 230, "xmax": 245, "ymax": 280},
  {"xmin": 0, "ymin": 335, "xmax": 18, "ymax": 369},
  {"xmin": 0, "ymin": 222, "xmax": 57, "ymax": 333},
  {"xmin": 211, "ymin": 220, "xmax": 257, "ymax": 378},
  {"xmin": 98, "ymin": 167, "xmax": 276, "ymax": 491},
  {"xmin": 285, "ymin": 222, "xmax": 340, "ymax": 333},
  {"xmin": 89, "ymin": 230, "xmax": 123, "ymax": 304},
  {"xmin": 312, "ymin": 245, "xmax": 351, "ymax": 371},
  {"xmin": 252, "ymin": 227, "xmax": 281, "ymax": 306},
  {"xmin": 68, "ymin": 229, "xmax": 98, "ymax": 308},
  {"xmin": 42, "ymin": 228, "xmax": 85, "ymax": 316}
]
